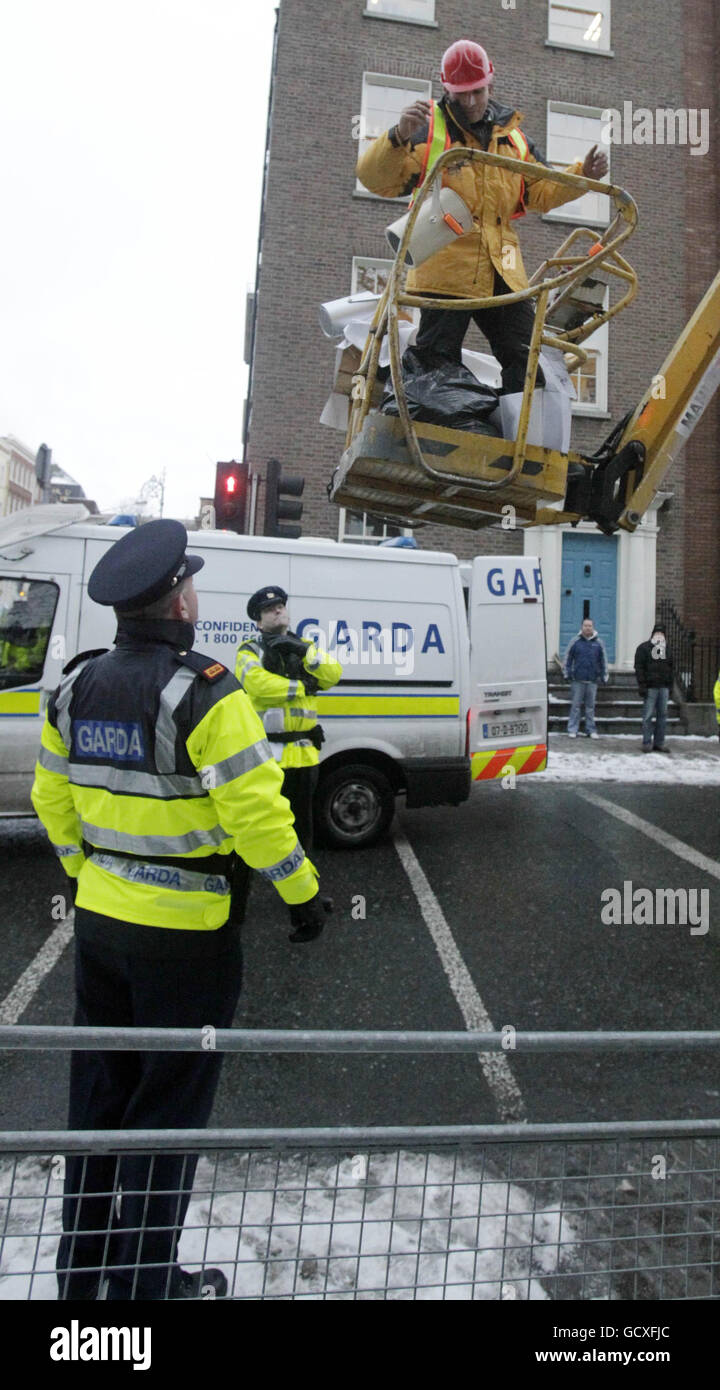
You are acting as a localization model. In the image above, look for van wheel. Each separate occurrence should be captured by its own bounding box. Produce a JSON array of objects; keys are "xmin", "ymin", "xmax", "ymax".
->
[{"xmin": 315, "ymin": 764, "xmax": 396, "ymax": 849}]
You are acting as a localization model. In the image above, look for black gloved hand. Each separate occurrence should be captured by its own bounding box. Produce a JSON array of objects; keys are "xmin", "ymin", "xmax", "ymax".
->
[
  {"xmin": 301, "ymin": 671, "xmax": 320, "ymax": 696},
  {"xmin": 265, "ymin": 632, "xmax": 309, "ymax": 661},
  {"xmin": 288, "ymin": 894, "xmax": 331, "ymax": 944},
  {"xmin": 260, "ymin": 634, "xmax": 287, "ymax": 675}
]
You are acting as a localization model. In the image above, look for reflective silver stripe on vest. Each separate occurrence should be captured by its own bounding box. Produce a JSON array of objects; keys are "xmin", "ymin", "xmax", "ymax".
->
[
  {"xmin": 53, "ymin": 843, "xmax": 82, "ymax": 858},
  {"xmin": 68, "ymin": 762, "xmax": 206, "ymax": 799},
  {"xmin": 287, "ymin": 681, "xmax": 299, "ymax": 700},
  {"xmin": 257, "ymin": 841, "xmax": 305, "ymax": 883},
  {"xmin": 201, "ymin": 740, "xmax": 273, "ymax": 787},
  {"xmin": 155, "ymin": 668, "xmax": 197, "ymax": 773},
  {"xmin": 81, "ymin": 820, "xmax": 228, "ymax": 855},
  {"xmin": 90, "ymin": 852, "xmax": 231, "ymax": 896},
  {"xmin": 38, "ymin": 746, "xmax": 69, "ymax": 776},
  {"xmin": 288, "ymin": 708, "xmax": 316, "ymax": 720},
  {"xmin": 237, "ymin": 656, "xmax": 263, "ymax": 683},
  {"xmin": 54, "ymin": 661, "xmax": 94, "ymax": 749}
]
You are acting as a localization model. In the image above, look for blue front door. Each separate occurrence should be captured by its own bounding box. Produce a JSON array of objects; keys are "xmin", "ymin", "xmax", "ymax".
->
[{"xmin": 560, "ymin": 532, "xmax": 618, "ymax": 662}]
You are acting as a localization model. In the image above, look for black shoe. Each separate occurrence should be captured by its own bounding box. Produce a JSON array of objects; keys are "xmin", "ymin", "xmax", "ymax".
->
[
  {"xmin": 172, "ymin": 1267, "xmax": 228, "ymax": 1299},
  {"xmin": 653, "ymin": 746, "xmax": 670, "ymax": 754},
  {"xmin": 642, "ymin": 744, "xmax": 653, "ymax": 753}
]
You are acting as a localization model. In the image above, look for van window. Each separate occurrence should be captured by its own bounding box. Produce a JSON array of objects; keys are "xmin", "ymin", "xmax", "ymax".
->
[{"xmin": 0, "ymin": 578, "xmax": 59, "ymax": 690}]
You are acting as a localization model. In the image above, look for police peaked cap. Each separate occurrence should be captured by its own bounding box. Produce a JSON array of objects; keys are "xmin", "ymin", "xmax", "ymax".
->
[
  {"xmin": 247, "ymin": 585, "xmax": 289, "ymax": 622},
  {"xmin": 88, "ymin": 519, "xmax": 204, "ymax": 612}
]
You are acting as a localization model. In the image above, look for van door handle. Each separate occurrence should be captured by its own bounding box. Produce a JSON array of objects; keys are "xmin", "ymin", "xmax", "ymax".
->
[{"xmin": 564, "ymin": 588, "xmax": 572, "ymax": 595}]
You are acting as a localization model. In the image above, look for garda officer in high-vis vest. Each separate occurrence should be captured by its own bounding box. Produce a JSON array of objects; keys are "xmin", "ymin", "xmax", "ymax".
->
[
  {"xmin": 236, "ymin": 587, "xmax": 343, "ymax": 851},
  {"xmin": 31, "ymin": 520, "xmax": 326, "ymax": 1302},
  {"xmin": 356, "ymin": 38, "xmax": 608, "ymax": 394}
]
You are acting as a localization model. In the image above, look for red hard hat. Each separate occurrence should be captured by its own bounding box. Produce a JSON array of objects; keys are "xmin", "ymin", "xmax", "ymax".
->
[{"xmin": 441, "ymin": 39, "xmax": 494, "ymax": 95}]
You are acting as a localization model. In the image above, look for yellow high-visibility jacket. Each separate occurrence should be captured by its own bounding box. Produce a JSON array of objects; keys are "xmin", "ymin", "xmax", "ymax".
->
[
  {"xmin": 235, "ymin": 637, "xmax": 342, "ymax": 770},
  {"xmin": 714, "ymin": 672, "xmax": 720, "ymax": 725},
  {"xmin": 31, "ymin": 622, "xmax": 320, "ymax": 931},
  {"xmin": 356, "ymin": 97, "xmax": 585, "ymax": 300}
]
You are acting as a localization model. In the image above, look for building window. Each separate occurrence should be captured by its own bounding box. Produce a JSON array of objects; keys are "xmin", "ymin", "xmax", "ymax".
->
[
  {"xmin": 350, "ymin": 254, "xmax": 419, "ymax": 326},
  {"xmin": 356, "ymin": 72, "xmax": 432, "ymax": 196},
  {"xmin": 351, "ymin": 256, "xmax": 394, "ymax": 297},
  {"xmin": 548, "ymin": 1, "xmax": 611, "ymax": 52},
  {"xmin": 569, "ymin": 309, "xmax": 609, "ymax": 414},
  {"xmin": 338, "ymin": 507, "xmax": 411, "ymax": 544},
  {"xmin": 544, "ymin": 103, "xmax": 610, "ymax": 226},
  {"xmin": 365, "ymin": 0, "xmax": 436, "ymax": 21}
]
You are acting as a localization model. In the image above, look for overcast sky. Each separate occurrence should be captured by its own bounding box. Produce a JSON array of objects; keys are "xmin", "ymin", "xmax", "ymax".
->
[{"xmin": 0, "ymin": 0, "xmax": 277, "ymax": 520}]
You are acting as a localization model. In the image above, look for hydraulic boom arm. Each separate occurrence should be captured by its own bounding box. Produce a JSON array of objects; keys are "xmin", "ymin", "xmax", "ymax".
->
[{"xmin": 553, "ymin": 269, "xmax": 720, "ymax": 533}]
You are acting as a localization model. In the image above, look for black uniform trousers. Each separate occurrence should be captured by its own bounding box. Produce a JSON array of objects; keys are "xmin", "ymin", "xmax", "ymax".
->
[
  {"xmin": 58, "ymin": 910, "xmax": 243, "ymax": 1301},
  {"xmin": 411, "ymin": 271, "xmax": 546, "ymax": 395},
  {"xmin": 281, "ymin": 765, "xmax": 319, "ymax": 852}
]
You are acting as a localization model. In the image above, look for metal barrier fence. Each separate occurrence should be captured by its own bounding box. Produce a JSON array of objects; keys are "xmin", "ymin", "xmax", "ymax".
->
[{"xmin": 2, "ymin": 1028, "xmax": 720, "ymax": 1302}]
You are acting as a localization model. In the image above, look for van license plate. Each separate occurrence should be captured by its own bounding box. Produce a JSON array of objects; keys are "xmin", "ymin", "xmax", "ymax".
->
[{"xmin": 482, "ymin": 720, "xmax": 532, "ymax": 739}]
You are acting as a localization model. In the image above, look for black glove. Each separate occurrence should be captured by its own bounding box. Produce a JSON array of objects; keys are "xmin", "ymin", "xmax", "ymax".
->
[
  {"xmin": 638, "ymin": 688, "xmax": 647, "ymax": 699},
  {"xmin": 288, "ymin": 895, "xmax": 332, "ymax": 944},
  {"xmin": 301, "ymin": 671, "xmax": 320, "ymax": 696},
  {"xmin": 265, "ymin": 632, "xmax": 309, "ymax": 662},
  {"xmin": 260, "ymin": 635, "xmax": 287, "ymax": 675}
]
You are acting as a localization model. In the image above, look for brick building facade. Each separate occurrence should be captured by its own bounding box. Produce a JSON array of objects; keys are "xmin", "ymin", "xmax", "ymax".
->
[{"xmin": 246, "ymin": 0, "xmax": 718, "ymax": 656}]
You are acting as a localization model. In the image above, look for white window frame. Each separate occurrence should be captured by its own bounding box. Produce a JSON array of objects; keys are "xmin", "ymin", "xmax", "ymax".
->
[
  {"xmin": 364, "ymin": 0, "xmax": 437, "ymax": 23},
  {"xmin": 350, "ymin": 256, "xmax": 395, "ymax": 297},
  {"xmin": 337, "ymin": 507, "xmax": 412, "ymax": 545},
  {"xmin": 356, "ymin": 72, "xmax": 432, "ymax": 199},
  {"xmin": 350, "ymin": 255, "xmax": 419, "ymax": 326},
  {"xmin": 543, "ymin": 102, "xmax": 610, "ymax": 227},
  {"xmin": 547, "ymin": 1, "xmax": 611, "ymax": 54},
  {"xmin": 569, "ymin": 288, "xmax": 609, "ymax": 415}
]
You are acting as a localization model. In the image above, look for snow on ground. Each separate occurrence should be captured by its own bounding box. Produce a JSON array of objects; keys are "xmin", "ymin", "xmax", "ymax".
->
[
  {"xmin": 535, "ymin": 739, "xmax": 720, "ymax": 785},
  {"xmin": 0, "ymin": 1151, "xmax": 583, "ymax": 1301}
]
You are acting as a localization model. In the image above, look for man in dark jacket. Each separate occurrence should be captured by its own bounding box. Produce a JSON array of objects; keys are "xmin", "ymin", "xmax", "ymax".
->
[
  {"xmin": 563, "ymin": 618, "xmax": 608, "ymax": 737},
  {"xmin": 635, "ymin": 623, "xmax": 674, "ymax": 753}
]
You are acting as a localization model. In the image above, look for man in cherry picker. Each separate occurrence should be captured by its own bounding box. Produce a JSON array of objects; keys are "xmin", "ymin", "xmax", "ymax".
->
[{"xmin": 356, "ymin": 38, "xmax": 608, "ymax": 395}]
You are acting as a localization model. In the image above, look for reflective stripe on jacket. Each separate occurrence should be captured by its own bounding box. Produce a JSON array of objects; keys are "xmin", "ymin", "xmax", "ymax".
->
[
  {"xmin": 31, "ymin": 619, "xmax": 319, "ymax": 930},
  {"xmin": 357, "ymin": 96, "xmax": 584, "ymax": 299},
  {"xmin": 235, "ymin": 638, "xmax": 343, "ymax": 769},
  {"xmin": 415, "ymin": 102, "xmax": 530, "ymax": 222}
]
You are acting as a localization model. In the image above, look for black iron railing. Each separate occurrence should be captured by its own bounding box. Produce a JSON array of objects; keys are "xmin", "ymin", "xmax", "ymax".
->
[{"xmin": 658, "ymin": 599, "xmax": 720, "ymax": 703}]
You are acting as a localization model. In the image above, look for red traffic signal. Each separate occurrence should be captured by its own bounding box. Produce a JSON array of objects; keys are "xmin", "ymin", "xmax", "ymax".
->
[{"xmin": 214, "ymin": 461, "xmax": 248, "ymax": 533}]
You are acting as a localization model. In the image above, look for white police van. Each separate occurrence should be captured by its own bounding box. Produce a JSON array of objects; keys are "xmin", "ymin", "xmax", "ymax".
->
[{"xmin": 0, "ymin": 505, "xmax": 548, "ymax": 846}]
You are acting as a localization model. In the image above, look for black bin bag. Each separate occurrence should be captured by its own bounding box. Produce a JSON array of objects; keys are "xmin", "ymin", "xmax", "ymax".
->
[{"xmin": 381, "ymin": 348, "xmax": 501, "ymax": 436}]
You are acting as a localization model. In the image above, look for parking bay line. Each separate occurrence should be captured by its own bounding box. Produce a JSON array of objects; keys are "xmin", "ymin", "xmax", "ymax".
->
[
  {"xmin": 576, "ymin": 790, "xmax": 720, "ymax": 881},
  {"xmin": 392, "ymin": 828, "xmax": 525, "ymax": 1123},
  {"xmin": 0, "ymin": 913, "xmax": 74, "ymax": 1025}
]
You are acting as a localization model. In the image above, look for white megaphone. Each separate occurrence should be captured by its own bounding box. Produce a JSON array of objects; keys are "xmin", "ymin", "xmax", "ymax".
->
[
  {"xmin": 318, "ymin": 291, "xmax": 383, "ymax": 339},
  {"xmin": 385, "ymin": 181, "xmax": 473, "ymax": 268}
]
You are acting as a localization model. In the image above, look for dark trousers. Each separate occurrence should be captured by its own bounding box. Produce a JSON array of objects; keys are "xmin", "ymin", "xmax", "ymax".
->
[
  {"xmin": 412, "ymin": 271, "xmax": 545, "ymax": 395},
  {"xmin": 282, "ymin": 765, "xmax": 319, "ymax": 852},
  {"xmin": 58, "ymin": 915, "xmax": 243, "ymax": 1301}
]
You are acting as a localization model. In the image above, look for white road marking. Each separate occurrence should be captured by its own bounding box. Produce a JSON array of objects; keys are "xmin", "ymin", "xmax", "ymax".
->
[
  {"xmin": 577, "ymin": 790, "xmax": 720, "ymax": 881},
  {"xmin": 0, "ymin": 912, "xmax": 74, "ymax": 1025},
  {"xmin": 392, "ymin": 828, "xmax": 525, "ymax": 1122}
]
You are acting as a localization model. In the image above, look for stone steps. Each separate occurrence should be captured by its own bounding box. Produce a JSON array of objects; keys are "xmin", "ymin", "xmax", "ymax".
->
[{"xmin": 547, "ymin": 677, "xmax": 685, "ymax": 735}]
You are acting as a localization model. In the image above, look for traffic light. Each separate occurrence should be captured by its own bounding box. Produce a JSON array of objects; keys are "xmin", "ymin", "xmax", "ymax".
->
[
  {"xmin": 35, "ymin": 443, "xmax": 52, "ymax": 496},
  {"xmin": 214, "ymin": 460, "xmax": 248, "ymax": 533},
  {"xmin": 264, "ymin": 458, "xmax": 304, "ymax": 539}
]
